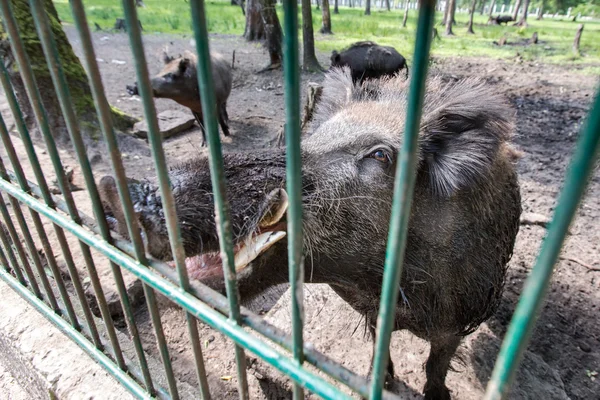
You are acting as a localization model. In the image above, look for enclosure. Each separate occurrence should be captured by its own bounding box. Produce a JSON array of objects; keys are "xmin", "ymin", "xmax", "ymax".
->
[{"xmin": 0, "ymin": 0, "xmax": 599, "ymax": 399}]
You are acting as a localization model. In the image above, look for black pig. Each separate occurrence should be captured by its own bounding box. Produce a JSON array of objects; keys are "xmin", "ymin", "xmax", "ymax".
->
[
  {"xmin": 127, "ymin": 50, "xmax": 232, "ymax": 147},
  {"xmin": 102, "ymin": 69, "xmax": 521, "ymax": 399},
  {"xmin": 330, "ymin": 41, "xmax": 408, "ymax": 83}
]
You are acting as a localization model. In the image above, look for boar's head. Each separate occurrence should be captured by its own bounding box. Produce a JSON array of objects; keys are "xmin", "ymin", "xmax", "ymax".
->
[
  {"xmin": 101, "ymin": 68, "xmax": 520, "ymax": 331},
  {"xmin": 149, "ymin": 50, "xmax": 199, "ymax": 109}
]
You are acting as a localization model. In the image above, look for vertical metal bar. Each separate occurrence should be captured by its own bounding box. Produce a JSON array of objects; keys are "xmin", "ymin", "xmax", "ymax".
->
[
  {"xmin": 281, "ymin": 0, "xmax": 305, "ymax": 398},
  {"xmin": 68, "ymin": 1, "xmax": 180, "ymax": 397},
  {"xmin": 27, "ymin": 0, "xmax": 155, "ymax": 392},
  {"xmin": 0, "ymin": 0, "xmax": 78, "ymax": 220},
  {"xmin": 0, "ymin": 268, "xmax": 154, "ymax": 400},
  {"xmin": 484, "ymin": 91, "xmax": 600, "ymax": 400},
  {"xmin": 120, "ymin": 1, "xmax": 212, "ymax": 397},
  {"xmin": 188, "ymin": 1, "xmax": 249, "ymax": 398},
  {"xmin": 0, "ymin": 207, "xmax": 26, "ymax": 284},
  {"xmin": 369, "ymin": 0, "xmax": 436, "ymax": 398},
  {"xmin": 0, "ymin": 0, "xmax": 125, "ymax": 368},
  {"xmin": 3, "ymin": 193, "xmax": 60, "ymax": 310},
  {"xmin": 0, "ymin": 63, "xmax": 102, "ymax": 348},
  {"xmin": 0, "ymin": 114, "xmax": 80, "ymax": 328},
  {"xmin": 0, "ymin": 63, "xmax": 102, "ymax": 345}
]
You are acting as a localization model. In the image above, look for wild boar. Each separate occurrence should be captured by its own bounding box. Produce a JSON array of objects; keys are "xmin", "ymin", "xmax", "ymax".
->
[
  {"xmin": 101, "ymin": 68, "xmax": 521, "ymax": 399},
  {"xmin": 126, "ymin": 50, "xmax": 232, "ymax": 146},
  {"xmin": 330, "ymin": 41, "xmax": 408, "ymax": 83}
]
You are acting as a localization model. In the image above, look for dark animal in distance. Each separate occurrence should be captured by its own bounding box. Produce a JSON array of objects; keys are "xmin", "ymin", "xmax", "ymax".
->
[
  {"xmin": 330, "ymin": 41, "xmax": 409, "ymax": 83},
  {"xmin": 102, "ymin": 68, "xmax": 521, "ymax": 399},
  {"xmin": 126, "ymin": 50, "xmax": 232, "ymax": 147},
  {"xmin": 489, "ymin": 15, "xmax": 514, "ymax": 25}
]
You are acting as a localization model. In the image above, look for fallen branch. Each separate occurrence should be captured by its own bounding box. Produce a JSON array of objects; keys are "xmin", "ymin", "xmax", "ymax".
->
[{"xmin": 560, "ymin": 256, "xmax": 599, "ymax": 272}]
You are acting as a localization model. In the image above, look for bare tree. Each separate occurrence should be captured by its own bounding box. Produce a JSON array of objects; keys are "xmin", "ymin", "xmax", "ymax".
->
[
  {"xmin": 302, "ymin": 0, "xmax": 322, "ymax": 70},
  {"xmin": 244, "ymin": 0, "xmax": 265, "ymax": 40},
  {"xmin": 365, "ymin": 0, "xmax": 371, "ymax": 15},
  {"xmin": 402, "ymin": 0, "xmax": 409, "ymax": 27},
  {"xmin": 320, "ymin": 0, "xmax": 333, "ymax": 33},
  {"xmin": 467, "ymin": 0, "xmax": 477, "ymax": 33},
  {"xmin": 243, "ymin": 0, "xmax": 283, "ymax": 70},
  {"xmin": 441, "ymin": 0, "xmax": 450, "ymax": 25},
  {"xmin": 445, "ymin": 0, "xmax": 457, "ymax": 35},
  {"xmin": 536, "ymin": 0, "xmax": 544, "ymax": 19},
  {"xmin": 488, "ymin": 0, "xmax": 496, "ymax": 17},
  {"xmin": 511, "ymin": 0, "xmax": 522, "ymax": 21},
  {"xmin": 334, "ymin": 0, "xmax": 339, "ymax": 13},
  {"xmin": 573, "ymin": 24, "xmax": 583, "ymax": 55},
  {"xmin": 514, "ymin": 0, "xmax": 530, "ymax": 25}
]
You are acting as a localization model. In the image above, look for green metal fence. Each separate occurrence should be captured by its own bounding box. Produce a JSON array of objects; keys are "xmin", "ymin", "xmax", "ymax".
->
[{"xmin": 0, "ymin": 0, "xmax": 598, "ymax": 399}]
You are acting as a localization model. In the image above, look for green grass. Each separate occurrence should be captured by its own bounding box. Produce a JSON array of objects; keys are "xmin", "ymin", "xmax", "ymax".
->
[{"xmin": 53, "ymin": 0, "xmax": 600, "ymax": 65}]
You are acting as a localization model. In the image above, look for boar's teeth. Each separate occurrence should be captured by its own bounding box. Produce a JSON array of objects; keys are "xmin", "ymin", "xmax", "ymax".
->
[
  {"xmin": 259, "ymin": 189, "xmax": 288, "ymax": 228},
  {"xmin": 234, "ymin": 231, "xmax": 286, "ymax": 272}
]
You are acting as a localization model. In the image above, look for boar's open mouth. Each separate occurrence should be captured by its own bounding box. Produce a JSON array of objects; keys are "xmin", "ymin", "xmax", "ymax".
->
[
  {"xmin": 100, "ymin": 179, "xmax": 289, "ymax": 282},
  {"xmin": 177, "ymin": 188, "xmax": 289, "ymax": 281}
]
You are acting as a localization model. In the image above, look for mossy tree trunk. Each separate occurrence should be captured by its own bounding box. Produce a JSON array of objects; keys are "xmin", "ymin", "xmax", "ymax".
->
[{"xmin": 0, "ymin": 0, "xmax": 135, "ymax": 142}]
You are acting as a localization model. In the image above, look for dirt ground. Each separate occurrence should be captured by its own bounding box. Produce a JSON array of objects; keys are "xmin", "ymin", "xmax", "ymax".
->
[{"xmin": 1, "ymin": 27, "xmax": 599, "ymax": 399}]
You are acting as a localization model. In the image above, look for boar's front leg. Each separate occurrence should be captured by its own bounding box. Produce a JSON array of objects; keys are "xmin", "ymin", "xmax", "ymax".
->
[
  {"xmin": 423, "ymin": 335, "xmax": 461, "ymax": 400},
  {"xmin": 218, "ymin": 105, "xmax": 230, "ymax": 137},
  {"xmin": 192, "ymin": 111, "xmax": 207, "ymax": 147}
]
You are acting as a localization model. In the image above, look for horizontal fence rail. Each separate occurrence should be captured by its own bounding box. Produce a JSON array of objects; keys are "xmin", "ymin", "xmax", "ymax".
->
[{"xmin": 0, "ymin": 0, "xmax": 598, "ymax": 399}]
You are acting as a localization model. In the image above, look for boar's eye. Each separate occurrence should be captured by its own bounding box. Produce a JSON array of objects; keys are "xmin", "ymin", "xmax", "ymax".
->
[{"xmin": 368, "ymin": 149, "xmax": 391, "ymax": 164}]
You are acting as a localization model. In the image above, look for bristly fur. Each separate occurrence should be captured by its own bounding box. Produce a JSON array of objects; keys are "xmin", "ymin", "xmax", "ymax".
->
[{"xmin": 309, "ymin": 67, "xmax": 516, "ymax": 197}]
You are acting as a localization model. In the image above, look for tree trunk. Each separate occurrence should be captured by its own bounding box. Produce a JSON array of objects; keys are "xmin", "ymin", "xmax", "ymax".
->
[
  {"xmin": 511, "ymin": 0, "xmax": 522, "ymax": 21},
  {"xmin": 243, "ymin": 0, "xmax": 282, "ymax": 69},
  {"xmin": 488, "ymin": 0, "xmax": 496, "ymax": 17},
  {"xmin": 0, "ymin": 0, "xmax": 134, "ymax": 141},
  {"xmin": 467, "ymin": 0, "xmax": 477, "ymax": 33},
  {"xmin": 365, "ymin": 0, "xmax": 371, "ymax": 15},
  {"xmin": 316, "ymin": 0, "xmax": 320, "ymax": 10},
  {"xmin": 244, "ymin": 0, "xmax": 266, "ymax": 40},
  {"xmin": 334, "ymin": 0, "xmax": 339, "ymax": 13},
  {"xmin": 262, "ymin": 0, "xmax": 283, "ymax": 68},
  {"xmin": 301, "ymin": 0, "xmax": 322, "ymax": 70},
  {"xmin": 479, "ymin": 0, "xmax": 485, "ymax": 14},
  {"xmin": 445, "ymin": 0, "xmax": 456, "ymax": 35},
  {"xmin": 573, "ymin": 24, "xmax": 583, "ymax": 55},
  {"xmin": 441, "ymin": 0, "xmax": 450, "ymax": 25},
  {"xmin": 536, "ymin": 2, "xmax": 543, "ymax": 19},
  {"xmin": 402, "ymin": 0, "xmax": 409, "ymax": 27},
  {"xmin": 515, "ymin": 0, "xmax": 530, "ymax": 26},
  {"xmin": 320, "ymin": 0, "xmax": 333, "ymax": 33},
  {"xmin": 385, "ymin": 0, "xmax": 391, "ymax": 11}
]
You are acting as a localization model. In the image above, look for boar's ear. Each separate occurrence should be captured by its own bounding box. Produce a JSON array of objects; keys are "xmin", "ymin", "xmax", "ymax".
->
[
  {"xmin": 178, "ymin": 58, "xmax": 190, "ymax": 73},
  {"xmin": 162, "ymin": 51, "xmax": 174, "ymax": 64},
  {"xmin": 330, "ymin": 50, "xmax": 340, "ymax": 63},
  {"xmin": 418, "ymin": 78, "xmax": 514, "ymax": 197},
  {"xmin": 309, "ymin": 67, "xmax": 355, "ymax": 129}
]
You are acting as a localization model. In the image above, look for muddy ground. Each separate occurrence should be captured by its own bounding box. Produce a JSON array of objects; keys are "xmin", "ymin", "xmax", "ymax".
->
[{"xmin": 1, "ymin": 27, "xmax": 599, "ymax": 399}]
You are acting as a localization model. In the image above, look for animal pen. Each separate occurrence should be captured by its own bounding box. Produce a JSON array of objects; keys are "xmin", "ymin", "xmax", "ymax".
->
[{"xmin": 0, "ymin": 0, "xmax": 598, "ymax": 399}]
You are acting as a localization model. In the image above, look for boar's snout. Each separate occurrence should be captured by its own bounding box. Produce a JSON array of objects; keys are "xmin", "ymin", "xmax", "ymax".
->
[{"xmin": 126, "ymin": 83, "xmax": 139, "ymax": 96}]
